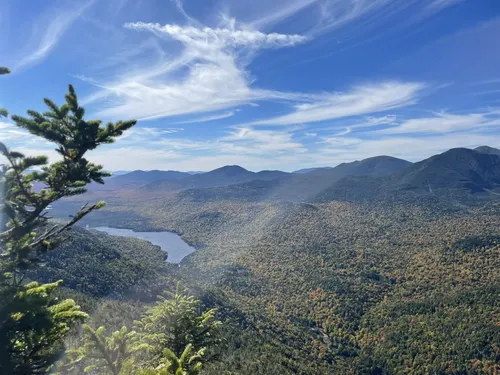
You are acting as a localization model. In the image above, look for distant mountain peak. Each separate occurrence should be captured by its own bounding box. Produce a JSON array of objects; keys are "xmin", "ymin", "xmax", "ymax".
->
[
  {"xmin": 475, "ymin": 145, "xmax": 500, "ymax": 155},
  {"xmin": 216, "ymin": 165, "xmax": 248, "ymax": 171},
  {"xmin": 211, "ymin": 165, "xmax": 251, "ymax": 176}
]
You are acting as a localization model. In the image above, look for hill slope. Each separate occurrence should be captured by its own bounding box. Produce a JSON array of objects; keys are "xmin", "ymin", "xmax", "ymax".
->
[
  {"xmin": 329, "ymin": 155, "xmax": 412, "ymax": 177},
  {"xmin": 30, "ymin": 226, "xmax": 169, "ymax": 298},
  {"xmin": 144, "ymin": 165, "xmax": 290, "ymax": 191},
  {"xmin": 393, "ymin": 147, "xmax": 500, "ymax": 192},
  {"xmin": 92, "ymin": 170, "xmax": 191, "ymax": 190}
]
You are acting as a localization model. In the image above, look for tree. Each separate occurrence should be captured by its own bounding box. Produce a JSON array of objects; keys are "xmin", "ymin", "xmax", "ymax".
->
[
  {"xmin": 137, "ymin": 344, "xmax": 204, "ymax": 375},
  {"xmin": 60, "ymin": 326, "xmax": 204, "ymax": 375},
  {"xmin": 132, "ymin": 283, "xmax": 221, "ymax": 365},
  {"xmin": 61, "ymin": 325, "xmax": 135, "ymax": 375},
  {"xmin": 57, "ymin": 286, "xmax": 221, "ymax": 375},
  {"xmin": 0, "ymin": 82, "xmax": 136, "ymax": 374}
]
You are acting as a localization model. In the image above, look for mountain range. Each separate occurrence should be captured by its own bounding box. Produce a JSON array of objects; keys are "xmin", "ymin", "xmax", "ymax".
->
[{"xmin": 94, "ymin": 146, "xmax": 500, "ymax": 203}]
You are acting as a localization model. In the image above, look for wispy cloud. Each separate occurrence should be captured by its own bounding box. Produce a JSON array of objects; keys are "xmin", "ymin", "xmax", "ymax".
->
[
  {"xmin": 376, "ymin": 110, "xmax": 500, "ymax": 134},
  {"xmin": 221, "ymin": 127, "xmax": 306, "ymax": 154},
  {"xmin": 0, "ymin": 121, "xmax": 51, "ymax": 147},
  {"xmin": 9, "ymin": 108, "xmax": 500, "ymax": 172},
  {"xmin": 82, "ymin": 21, "xmax": 307, "ymax": 121},
  {"xmin": 247, "ymin": 82, "xmax": 424, "ymax": 126},
  {"xmin": 123, "ymin": 22, "xmax": 307, "ymax": 48},
  {"xmin": 314, "ymin": 133, "xmax": 496, "ymax": 165},
  {"xmin": 14, "ymin": 1, "xmax": 94, "ymax": 71},
  {"xmin": 74, "ymin": 0, "xmax": 465, "ymax": 124},
  {"xmin": 174, "ymin": 111, "xmax": 238, "ymax": 124},
  {"xmin": 248, "ymin": 0, "xmax": 319, "ymax": 29}
]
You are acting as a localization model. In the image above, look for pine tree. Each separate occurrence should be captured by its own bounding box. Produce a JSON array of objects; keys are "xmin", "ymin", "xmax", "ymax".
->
[
  {"xmin": 59, "ymin": 326, "xmax": 205, "ymax": 375},
  {"xmin": 132, "ymin": 282, "xmax": 221, "ymax": 365},
  {"xmin": 0, "ymin": 81, "xmax": 137, "ymax": 374},
  {"xmin": 138, "ymin": 344, "xmax": 204, "ymax": 375},
  {"xmin": 58, "ymin": 286, "xmax": 221, "ymax": 375},
  {"xmin": 61, "ymin": 325, "xmax": 135, "ymax": 375}
]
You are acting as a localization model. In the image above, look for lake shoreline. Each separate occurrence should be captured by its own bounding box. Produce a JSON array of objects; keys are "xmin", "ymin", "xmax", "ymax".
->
[{"xmin": 92, "ymin": 226, "xmax": 196, "ymax": 264}]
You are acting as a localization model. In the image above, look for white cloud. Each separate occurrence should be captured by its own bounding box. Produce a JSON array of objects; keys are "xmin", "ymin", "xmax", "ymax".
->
[
  {"xmin": 248, "ymin": 0, "xmax": 319, "ymax": 29},
  {"xmin": 5, "ymin": 110, "xmax": 500, "ymax": 172},
  {"xmin": 247, "ymin": 82, "xmax": 424, "ymax": 126},
  {"xmin": 173, "ymin": 111, "xmax": 237, "ymax": 124},
  {"xmin": 14, "ymin": 0, "xmax": 94, "ymax": 71},
  {"xmin": 118, "ymin": 127, "xmax": 184, "ymax": 142},
  {"xmin": 74, "ymin": 0, "xmax": 456, "ymax": 123},
  {"xmin": 377, "ymin": 111, "xmax": 500, "ymax": 134},
  {"xmin": 329, "ymin": 115, "xmax": 397, "ymax": 136},
  {"xmin": 220, "ymin": 127, "xmax": 307, "ymax": 154},
  {"xmin": 82, "ymin": 22, "xmax": 307, "ymax": 121},
  {"xmin": 123, "ymin": 22, "xmax": 307, "ymax": 48},
  {"xmin": 0, "ymin": 121, "xmax": 52, "ymax": 147},
  {"xmin": 313, "ymin": 133, "xmax": 496, "ymax": 166}
]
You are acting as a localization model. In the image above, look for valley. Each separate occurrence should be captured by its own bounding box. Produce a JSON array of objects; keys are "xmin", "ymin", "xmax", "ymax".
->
[{"xmin": 48, "ymin": 146, "xmax": 500, "ymax": 374}]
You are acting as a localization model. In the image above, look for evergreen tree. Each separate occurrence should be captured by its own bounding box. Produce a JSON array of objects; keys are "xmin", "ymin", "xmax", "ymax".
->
[
  {"xmin": 61, "ymin": 325, "xmax": 135, "ymax": 375},
  {"xmin": 57, "ymin": 286, "xmax": 221, "ymax": 375},
  {"xmin": 132, "ymin": 283, "xmax": 221, "ymax": 364},
  {"xmin": 136, "ymin": 344, "xmax": 204, "ymax": 375},
  {"xmin": 0, "ymin": 82, "xmax": 136, "ymax": 374}
]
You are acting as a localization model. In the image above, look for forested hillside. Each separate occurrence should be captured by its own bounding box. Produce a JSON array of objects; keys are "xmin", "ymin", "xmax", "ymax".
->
[{"xmin": 49, "ymin": 175, "xmax": 500, "ymax": 374}]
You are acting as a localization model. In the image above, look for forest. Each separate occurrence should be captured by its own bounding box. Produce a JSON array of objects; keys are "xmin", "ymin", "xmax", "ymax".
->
[{"xmin": 1, "ymin": 67, "xmax": 499, "ymax": 375}]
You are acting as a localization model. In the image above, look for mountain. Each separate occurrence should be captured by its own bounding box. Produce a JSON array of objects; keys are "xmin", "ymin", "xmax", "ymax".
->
[
  {"xmin": 294, "ymin": 156, "xmax": 410, "ymax": 176},
  {"xmin": 293, "ymin": 167, "xmax": 333, "ymax": 174},
  {"xmin": 144, "ymin": 165, "xmax": 290, "ymax": 191},
  {"xmin": 173, "ymin": 150, "xmax": 500, "ymax": 204},
  {"xmin": 332, "ymin": 155, "xmax": 412, "ymax": 177},
  {"xmin": 393, "ymin": 148, "xmax": 500, "ymax": 192},
  {"xmin": 316, "ymin": 148, "xmax": 500, "ymax": 202},
  {"xmin": 91, "ymin": 170, "xmax": 191, "ymax": 190},
  {"xmin": 475, "ymin": 145, "xmax": 500, "ymax": 156},
  {"xmin": 109, "ymin": 170, "xmax": 131, "ymax": 177},
  {"xmin": 174, "ymin": 156, "xmax": 412, "ymax": 202}
]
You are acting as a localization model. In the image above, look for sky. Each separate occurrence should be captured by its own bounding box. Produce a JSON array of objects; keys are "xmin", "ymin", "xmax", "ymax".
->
[{"xmin": 1, "ymin": 0, "xmax": 500, "ymax": 172}]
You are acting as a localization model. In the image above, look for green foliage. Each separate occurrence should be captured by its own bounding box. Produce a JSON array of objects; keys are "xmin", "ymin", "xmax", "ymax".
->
[
  {"xmin": 135, "ymin": 344, "xmax": 204, "ymax": 375},
  {"xmin": 0, "ymin": 280, "xmax": 87, "ymax": 374},
  {"xmin": 58, "ymin": 288, "xmax": 220, "ymax": 375},
  {"xmin": 63, "ymin": 192, "xmax": 500, "ymax": 374},
  {"xmin": 0, "ymin": 83, "xmax": 136, "ymax": 374},
  {"xmin": 61, "ymin": 325, "xmax": 135, "ymax": 375},
  {"xmin": 132, "ymin": 283, "xmax": 221, "ymax": 365},
  {"xmin": 30, "ymin": 226, "xmax": 169, "ymax": 299}
]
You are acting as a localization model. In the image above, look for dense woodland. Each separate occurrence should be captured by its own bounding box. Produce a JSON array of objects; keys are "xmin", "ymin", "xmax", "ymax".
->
[
  {"xmin": 49, "ymin": 181, "xmax": 500, "ymax": 374},
  {"xmin": 1, "ymin": 67, "xmax": 499, "ymax": 374}
]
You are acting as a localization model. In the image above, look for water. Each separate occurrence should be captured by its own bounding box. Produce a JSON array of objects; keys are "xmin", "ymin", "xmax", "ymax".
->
[{"xmin": 94, "ymin": 227, "xmax": 196, "ymax": 263}]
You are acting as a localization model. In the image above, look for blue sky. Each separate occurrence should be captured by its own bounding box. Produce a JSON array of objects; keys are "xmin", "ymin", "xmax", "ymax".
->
[{"xmin": 1, "ymin": 0, "xmax": 500, "ymax": 171}]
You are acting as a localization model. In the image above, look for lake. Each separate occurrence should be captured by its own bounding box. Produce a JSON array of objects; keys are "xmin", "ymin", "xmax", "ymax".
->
[{"xmin": 93, "ymin": 227, "xmax": 196, "ymax": 263}]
